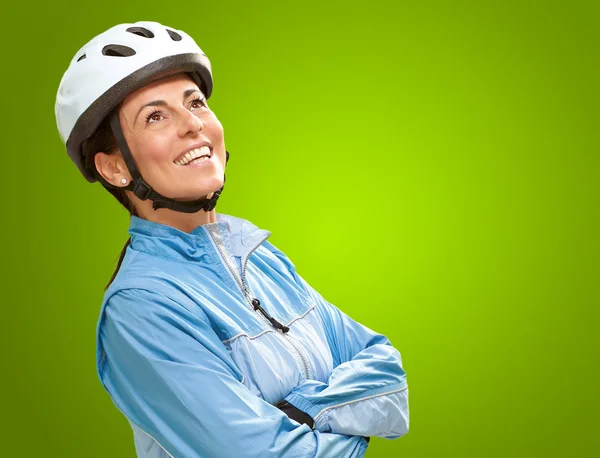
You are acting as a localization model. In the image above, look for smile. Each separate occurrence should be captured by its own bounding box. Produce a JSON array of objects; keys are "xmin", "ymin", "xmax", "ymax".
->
[{"xmin": 174, "ymin": 145, "xmax": 212, "ymax": 166}]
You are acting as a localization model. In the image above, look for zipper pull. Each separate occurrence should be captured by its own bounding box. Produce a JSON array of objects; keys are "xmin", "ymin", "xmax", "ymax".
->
[
  {"xmin": 270, "ymin": 318, "xmax": 290, "ymax": 334},
  {"xmin": 251, "ymin": 298, "xmax": 290, "ymax": 333}
]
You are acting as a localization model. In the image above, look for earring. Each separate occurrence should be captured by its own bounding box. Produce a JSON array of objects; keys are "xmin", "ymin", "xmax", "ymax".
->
[{"xmin": 120, "ymin": 178, "xmax": 128, "ymax": 185}]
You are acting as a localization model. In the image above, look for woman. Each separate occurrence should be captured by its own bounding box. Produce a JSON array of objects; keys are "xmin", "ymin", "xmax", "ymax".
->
[{"xmin": 55, "ymin": 21, "xmax": 409, "ymax": 458}]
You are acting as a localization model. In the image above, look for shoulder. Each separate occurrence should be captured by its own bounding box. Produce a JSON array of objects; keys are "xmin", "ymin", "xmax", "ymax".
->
[
  {"xmin": 259, "ymin": 239, "xmax": 297, "ymax": 270},
  {"xmin": 96, "ymin": 280, "xmax": 212, "ymax": 374},
  {"xmin": 100, "ymin": 278, "xmax": 212, "ymax": 335}
]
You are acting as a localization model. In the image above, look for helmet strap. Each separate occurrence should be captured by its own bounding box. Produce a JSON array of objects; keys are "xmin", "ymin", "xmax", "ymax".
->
[{"xmin": 108, "ymin": 111, "xmax": 229, "ymax": 214}]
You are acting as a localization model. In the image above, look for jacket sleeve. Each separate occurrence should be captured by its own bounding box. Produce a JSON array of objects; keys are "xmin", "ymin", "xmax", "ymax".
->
[
  {"xmin": 98, "ymin": 288, "xmax": 368, "ymax": 458},
  {"xmin": 268, "ymin": 246, "xmax": 409, "ymax": 439}
]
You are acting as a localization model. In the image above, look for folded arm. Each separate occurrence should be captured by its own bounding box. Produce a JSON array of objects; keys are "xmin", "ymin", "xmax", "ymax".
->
[
  {"xmin": 98, "ymin": 288, "xmax": 368, "ymax": 458},
  {"xmin": 267, "ymin": 244, "xmax": 410, "ymax": 439}
]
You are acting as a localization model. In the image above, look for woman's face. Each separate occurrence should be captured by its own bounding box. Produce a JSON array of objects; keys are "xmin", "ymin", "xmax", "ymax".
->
[{"xmin": 118, "ymin": 73, "xmax": 226, "ymax": 201}]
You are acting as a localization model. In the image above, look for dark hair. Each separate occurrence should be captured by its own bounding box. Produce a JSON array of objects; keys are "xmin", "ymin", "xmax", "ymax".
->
[{"xmin": 82, "ymin": 105, "xmax": 137, "ymax": 290}]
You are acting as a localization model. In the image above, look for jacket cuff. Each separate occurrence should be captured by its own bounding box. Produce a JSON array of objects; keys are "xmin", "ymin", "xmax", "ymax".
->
[
  {"xmin": 276, "ymin": 400, "xmax": 315, "ymax": 429},
  {"xmin": 283, "ymin": 380, "xmax": 330, "ymax": 431}
]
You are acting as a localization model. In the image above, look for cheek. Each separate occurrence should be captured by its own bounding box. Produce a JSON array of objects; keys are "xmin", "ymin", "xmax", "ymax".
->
[{"xmin": 131, "ymin": 134, "xmax": 173, "ymax": 167}]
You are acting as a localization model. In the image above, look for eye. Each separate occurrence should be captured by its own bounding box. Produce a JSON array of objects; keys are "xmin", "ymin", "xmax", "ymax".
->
[
  {"xmin": 145, "ymin": 110, "xmax": 164, "ymax": 124},
  {"xmin": 190, "ymin": 97, "xmax": 208, "ymax": 110}
]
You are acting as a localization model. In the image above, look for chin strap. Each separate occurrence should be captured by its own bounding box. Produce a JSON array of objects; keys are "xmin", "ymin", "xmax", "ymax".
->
[{"xmin": 109, "ymin": 112, "xmax": 229, "ymax": 214}]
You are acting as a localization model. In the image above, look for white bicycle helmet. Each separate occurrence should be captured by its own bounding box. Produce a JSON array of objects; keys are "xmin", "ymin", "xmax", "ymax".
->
[{"xmin": 55, "ymin": 21, "xmax": 228, "ymax": 213}]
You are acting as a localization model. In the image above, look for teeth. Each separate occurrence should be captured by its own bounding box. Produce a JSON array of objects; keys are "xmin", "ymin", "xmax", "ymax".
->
[
  {"xmin": 190, "ymin": 156, "xmax": 209, "ymax": 164},
  {"xmin": 175, "ymin": 145, "xmax": 211, "ymax": 165}
]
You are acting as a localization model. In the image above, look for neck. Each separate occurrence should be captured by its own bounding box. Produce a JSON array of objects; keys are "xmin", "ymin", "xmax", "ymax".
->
[{"xmin": 131, "ymin": 192, "xmax": 218, "ymax": 233}]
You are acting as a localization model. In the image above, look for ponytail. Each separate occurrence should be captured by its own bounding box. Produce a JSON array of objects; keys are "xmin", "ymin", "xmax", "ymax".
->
[{"xmin": 107, "ymin": 238, "xmax": 131, "ymax": 290}]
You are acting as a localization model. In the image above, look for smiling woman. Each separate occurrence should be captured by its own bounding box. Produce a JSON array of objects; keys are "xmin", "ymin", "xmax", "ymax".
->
[
  {"xmin": 95, "ymin": 75, "xmax": 227, "ymax": 206},
  {"xmin": 55, "ymin": 21, "xmax": 409, "ymax": 458}
]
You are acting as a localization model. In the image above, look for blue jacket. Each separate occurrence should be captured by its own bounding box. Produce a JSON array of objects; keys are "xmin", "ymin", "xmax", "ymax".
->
[{"xmin": 96, "ymin": 213, "xmax": 409, "ymax": 457}]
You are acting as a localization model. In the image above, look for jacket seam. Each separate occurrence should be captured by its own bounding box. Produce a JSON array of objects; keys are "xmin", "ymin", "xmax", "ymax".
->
[
  {"xmin": 127, "ymin": 245, "xmax": 217, "ymax": 267},
  {"xmin": 312, "ymin": 384, "xmax": 408, "ymax": 423},
  {"xmin": 284, "ymin": 304, "xmax": 316, "ymax": 327},
  {"xmin": 138, "ymin": 427, "xmax": 175, "ymax": 458},
  {"xmin": 107, "ymin": 286, "xmax": 214, "ymax": 327},
  {"xmin": 221, "ymin": 305, "xmax": 316, "ymax": 344},
  {"xmin": 221, "ymin": 328, "xmax": 272, "ymax": 344}
]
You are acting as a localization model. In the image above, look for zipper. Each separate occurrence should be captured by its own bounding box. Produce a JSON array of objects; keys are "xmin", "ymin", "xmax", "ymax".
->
[
  {"xmin": 206, "ymin": 227, "xmax": 311, "ymax": 379},
  {"xmin": 282, "ymin": 331, "xmax": 311, "ymax": 379},
  {"xmin": 239, "ymin": 242, "xmax": 312, "ymax": 379},
  {"xmin": 206, "ymin": 228, "xmax": 287, "ymax": 331},
  {"xmin": 244, "ymin": 286, "xmax": 311, "ymax": 379}
]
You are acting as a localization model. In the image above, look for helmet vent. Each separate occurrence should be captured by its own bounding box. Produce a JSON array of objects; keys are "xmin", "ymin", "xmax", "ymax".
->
[
  {"xmin": 102, "ymin": 45, "xmax": 137, "ymax": 57},
  {"xmin": 126, "ymin": 27, "xmax": 155, "ymax": 38},
  {"xmin": 166, "ymin": 29, "xmax": 182, "ymax": 42},
  {"xmin": 77, "ymin": 54, "xmax": 86, "ymax": 62}
]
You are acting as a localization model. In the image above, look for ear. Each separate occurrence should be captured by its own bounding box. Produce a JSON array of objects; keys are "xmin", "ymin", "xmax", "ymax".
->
[{"xmin": 94, "ymin": 151, "xmax": 131, "ymax": 187}]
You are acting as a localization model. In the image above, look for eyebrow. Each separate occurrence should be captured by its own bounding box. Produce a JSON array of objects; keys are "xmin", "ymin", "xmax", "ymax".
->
[{"xmin": 134, "ymin": 88, "xmax": 203, "ymax": 124}]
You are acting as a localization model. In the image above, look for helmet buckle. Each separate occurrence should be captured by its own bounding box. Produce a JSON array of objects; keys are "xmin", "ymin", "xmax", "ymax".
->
[{"xmin": 133, "ymin": 180, "xmax": 153, "ymax": 200}]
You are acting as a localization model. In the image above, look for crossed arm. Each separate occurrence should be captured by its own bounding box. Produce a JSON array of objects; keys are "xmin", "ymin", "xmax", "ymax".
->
[
  {"xmin": 99, "ymin": 260, "xmax": 408, "ymax": 457},
  {"xmin": 282, "ymin": 283, "xmax": 409, "ymax": 439},
  {"xmin": 268, "ymin": 244, "xmax": 410, "ymax": 439},
  {"xmin": 99, "ymin": 288, "xmax": 369, "ymax": 458}
]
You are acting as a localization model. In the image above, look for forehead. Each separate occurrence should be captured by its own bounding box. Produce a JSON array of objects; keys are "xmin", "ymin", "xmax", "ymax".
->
[{"xmin": 121, "ymin": 73, "xmax": 198, "ymax": 109}]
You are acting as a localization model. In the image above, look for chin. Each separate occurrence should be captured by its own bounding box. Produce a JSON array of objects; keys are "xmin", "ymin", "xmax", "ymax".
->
[
  {"xmin": 185, "ymin": 184, "xmax": 225, "ymax": 202},
  {"xmin": 157, "ymin": 174, "xmax": 225, "ymax": 201}
]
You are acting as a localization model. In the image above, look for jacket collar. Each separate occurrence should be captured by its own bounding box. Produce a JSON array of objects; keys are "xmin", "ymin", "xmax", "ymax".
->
[{"xmin": 128, "ymin": 213, "xmax": 271, "ymax": 264}]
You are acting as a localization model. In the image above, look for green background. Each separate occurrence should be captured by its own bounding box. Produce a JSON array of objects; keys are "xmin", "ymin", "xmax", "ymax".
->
[{"xmin": 1, "ymin": 0, "xmax": 598, "ymax": 456}]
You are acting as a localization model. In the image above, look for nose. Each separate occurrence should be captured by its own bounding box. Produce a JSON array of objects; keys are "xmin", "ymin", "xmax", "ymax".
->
[{"xmin": 178, "ymin": 108, "xmax": 203, "ymax": 137}]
